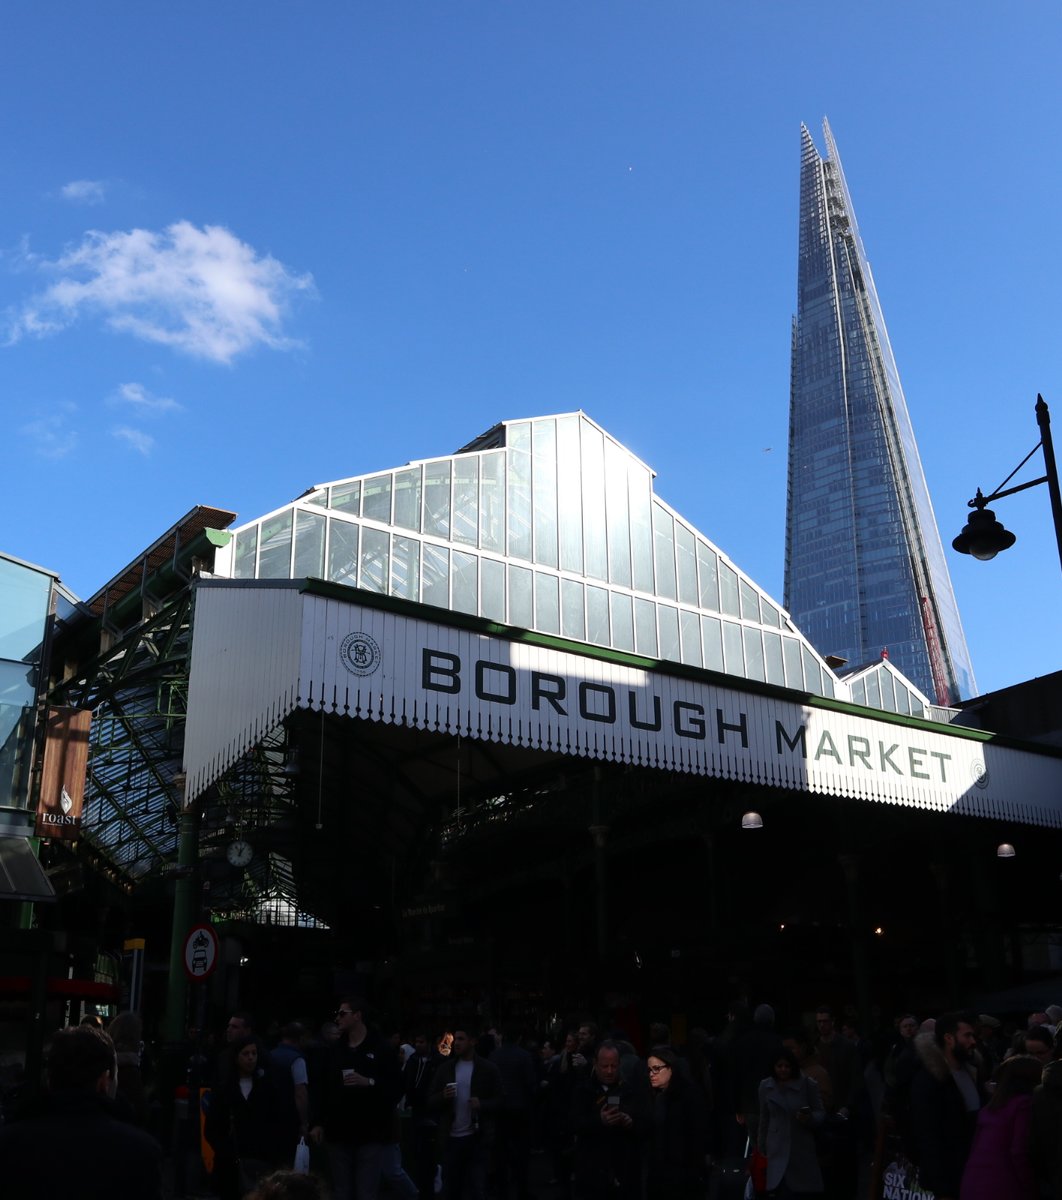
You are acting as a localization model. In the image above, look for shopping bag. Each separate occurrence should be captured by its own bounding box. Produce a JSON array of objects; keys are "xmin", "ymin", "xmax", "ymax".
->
[{"xmin": 293, "ymin": 1136, "xmax": 311, "ymax": 1174}]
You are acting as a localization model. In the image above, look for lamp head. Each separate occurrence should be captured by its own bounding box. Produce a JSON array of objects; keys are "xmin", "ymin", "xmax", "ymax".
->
[{"xmin": 953, "ymin": 505, "xmax": 1016, "ymax": 561}]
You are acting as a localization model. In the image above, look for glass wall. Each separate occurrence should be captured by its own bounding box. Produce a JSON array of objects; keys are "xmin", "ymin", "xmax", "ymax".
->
[
  {"xmin": 0, "ymin": 555, "xmax": 56, "ymax": 810},
  {"xmin": 223, "ymin": 414, "xmax": 844, "ymax": 699}
]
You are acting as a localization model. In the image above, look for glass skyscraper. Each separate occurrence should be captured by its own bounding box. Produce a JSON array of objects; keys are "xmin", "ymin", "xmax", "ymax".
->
[{"xmin": 785, "ymin": 120, "xmax": 976, "ymax": 703}]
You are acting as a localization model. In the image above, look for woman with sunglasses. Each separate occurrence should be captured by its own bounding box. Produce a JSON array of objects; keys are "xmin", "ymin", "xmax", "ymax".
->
[{"xmin": 645, "ymin": 1047, "xmax": 709, "ymax": 1200}]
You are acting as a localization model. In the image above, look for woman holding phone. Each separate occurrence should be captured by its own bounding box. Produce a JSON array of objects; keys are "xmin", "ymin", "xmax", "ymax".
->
[{"xmin": 757, "ymin": 1048, "xmax": 824, "ymax": 1197}]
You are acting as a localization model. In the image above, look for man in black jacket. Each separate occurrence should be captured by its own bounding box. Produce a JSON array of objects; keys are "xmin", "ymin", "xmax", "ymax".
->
[
  {"xmin": 429, "ymin": 1026, "xmax": 502, "ymax": 1200},
  {"xmin": 908, "ymin": 1012, "xmax": 983, "ymax": 1200},
  {"xmin": 569, "ymin": 1041, "xmax": 648, "ymax": 1200},
  {"xmin": 405, "ymin": 1030, "xmax": 442, "ymax": 1200},
  {"xmin": 309, "ymin": 996, "xmax": 403, "ymax": 1200},
  {"xmin": 0, "ymin": 1025, "xmax": 162, "ymax": 1200}
]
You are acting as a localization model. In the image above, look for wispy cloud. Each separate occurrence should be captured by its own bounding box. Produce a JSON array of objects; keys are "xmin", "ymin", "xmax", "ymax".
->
[
  {"xmin": 21, "ymin": 412, "xmax": 78, "ymax": 459},
  {"xmin": 108, "ymin": 381, "xmax": 182, "ymax": 415},
  {"xmin": 7, "ymin": 221, "xmax": 314, "ymax": 364},
  {"xmin": 60, "ymin": 179, "xmax": 107, "ymax": 205},
  {"xmin": 112, "ymin": 426, "xmax": 155, "ymax": 456}
]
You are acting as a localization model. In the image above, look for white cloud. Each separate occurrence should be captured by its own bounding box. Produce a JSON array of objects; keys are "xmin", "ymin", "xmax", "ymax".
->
[
  {"xmin": 60, "ymin": 179, "xmax": 107, "ymax": 205},
  {"xmin": 112, "ymin": 426, "xmax": 155, "ymax": 456},
  {"xmin": 21, "ymin": 413, "xmax": 78, "ymax": 459},
  {"xmin": 7, "ymin": 221, "xmax": 314, "ymax": 364},
  {"xmin": 109, "ymin": 381, "xmax": 182, "ymax": 415}
]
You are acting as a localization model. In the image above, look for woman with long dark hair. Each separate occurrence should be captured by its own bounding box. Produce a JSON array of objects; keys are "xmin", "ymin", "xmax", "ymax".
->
[
  {"xmin": 645, "ymin": 1046, "xmax": 708, "ymax": 1200},
  {"xmin": 757, "ymin": 1047, "xmax": 824, "ymax": 1198},
  {"xmin": 959, "ymin": 1054, "xmax": 1041, "ymax": 1200},
  {"xmin": 206, "ymin": 1035, "xmax": 281, "ymax": 1199}
]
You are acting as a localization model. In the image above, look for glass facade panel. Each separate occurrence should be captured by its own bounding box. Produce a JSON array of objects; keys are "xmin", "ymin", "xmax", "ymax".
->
[
  {"xmin": 480, "ymin": 557, "xmax": 506, "ymax": 622},
  {"xmin": 701, "ymin": 615, "xmax": 724, "ymax": 672},
  {"xmin": 652, "ymin": 503, "xmax": 677, "ymax": 601},
  {"xmin": 532, "ymin": 420, "xmax": 558, "ymax": 568},
  {"xmin": 328, "ymin": 519, "xmax": 359, "ymax": 586},
  {"xmin": 535, "ymin": 572, "xmax": 560, "ymax": 634},
  {"xmin": 424, "ymin": 461, "xmax": 451, "ymax": 538},
  {"xmin": 680, "ymin": 610, "xmax": 703, "ymax": 667},
  {"xmin": 508, "ymin": 564, "xmax": 533, "ymax": 627},
  {"xmin": 820, "ymin": 670, "xmax": 835, "ymax": 699},
  {"xmin": 359, "ymin": 527, "xmax": 389, "ymax": 593},
  {"xmin": 587, "ymin": 585, "xmax": 610, "ymax": 645},
  {"xmin": 294, "ymin": 509, "xmax": 326, "ymax": 578},
  {"xmin": 761, "ymin": 599, "xmax": 781, "ymax": 628},
  {"xmin": 801, "ymin": 645, "xmax": 821, "ymax": 695},
  {"xmin": 507, "ymin": 422, "xmax": 532, "ymax": 561},
  {"xmin": 722, "ymin": 621, "xmax": 744, "ymax": 675},
  {"xmin": 743, "ymin": 626, "xmax": 765, "ymax": 682},
  {"xmin": 0, "ymin": 560, "xmax": 51, "ymax": 662},
  {"xmin": 610, "ymin": 592, "xmax": 634, "ymax": 652},
  {"xmin": 739, "ymin": 579, "xmax": 761, "ymax": 623},
  {"xmin": 330, "ymin": 480, "xmax": 361, "ymax": 515},
  {"xmin": 557, "ymin": 415, "xmax": 583, "ymax": 573},
  {"xmin": 865, "ymin": 670, "xmax": 881, "ymax": 709},
  {"xmin": 764, "ymin": 631, "xmax": 785, "ymax": 686},
  {"xmin": 581, "ymin": 421, "xmax": 608, "ymax": 581},
  {"xmin": 451, "ymin": 551, "xmax": 478, "ymax": 614},
  {"xmin": 362, "ymin": 474, "xmax": 392, "ymax": 524},
  {"xmin": 783, "ymin": 638, "xmax": 804, "ymax": 689},
  {"xmin": 880, "ymin": 669, "xmax": 896, "ymax": 712},
  {"xmin": 306, "ymin": 489, "xmax": 328, "ymax": 508},
  {"xmin": 634, "ymin": 598, "xmax": 658, "ymax": 657},
  {"xmin": 480, "ymin": 451, "xmax": 506, "ymax": 554},
  {"xmin": 697, "ymin": 540, "xmax": 719, "ymax": 612},
  {"xmin": 0, "ymin": 660, "xmax": 36, "ymax": 806},
  {"xmin": 233, "ymin": 525, "xmax": 258, "ymax": 579},
  {"xmin": 561, "ymin": 579, "xmax": 585, "ymax": 642},
  {"xmin": 675, "ymin": 525, "xmax": 697, "ymax": 606},
  {"xmin": 422, "ymin": 543, "xmax": 449, "ymax": 609},
  {"xmin": 629, "ymin": 463, "xmax": 654, "ymax": 593},
  {"xmin": 259, "ymin": 511, "xmax": 293, "ymax": 579},
  {"xmin": 604, "ymin": 438, "xmax": 632, "ymax": 587},
  {"xmin": 852, "ymin": 679, "xmax": 867, "ymax": 705},
  {"xmin": 393, "ymin": 468, "xmax": 422, "ymax": 533},
  {"xmin": 658, "ymin": 604, "xmax": 680, "ymax": 663},
  {"xmin": 391, "ymin": 535, "xmax": 420, "ymax": 600},
  {"xmin": 452, "ymin": 457, "xmax": 479, "ymax": 546},
  {"xmin": 719, "ymin": 561, "xmax": 740, "ymax": 616}
]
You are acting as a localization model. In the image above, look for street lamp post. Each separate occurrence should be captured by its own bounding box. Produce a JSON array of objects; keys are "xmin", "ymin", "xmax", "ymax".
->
[{"xmin": 952, "ymin": 395, "xmax": 1062, "ymax": 574}]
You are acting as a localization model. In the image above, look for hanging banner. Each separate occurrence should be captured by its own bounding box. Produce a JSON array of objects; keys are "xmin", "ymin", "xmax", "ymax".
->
[{"xmin": 35, "ymin": 707, "xmax": 92, "ymax": 839}]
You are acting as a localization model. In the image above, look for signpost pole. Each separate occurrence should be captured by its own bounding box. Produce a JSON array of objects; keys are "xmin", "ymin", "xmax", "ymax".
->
[{"xmin": 163, "ymin": 780, "xmax": 199, "ymax": 1044}]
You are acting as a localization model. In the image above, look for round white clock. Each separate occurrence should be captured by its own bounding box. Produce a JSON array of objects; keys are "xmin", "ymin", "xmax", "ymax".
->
[{"xmin": 227, "ymin": 839, "xmax": 253, "ymax": 867}]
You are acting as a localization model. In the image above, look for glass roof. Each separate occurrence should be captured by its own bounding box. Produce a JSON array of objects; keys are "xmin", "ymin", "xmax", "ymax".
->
[{"xmin": 219, "ymin": 413, "xmax": 840, "ymax": 699}]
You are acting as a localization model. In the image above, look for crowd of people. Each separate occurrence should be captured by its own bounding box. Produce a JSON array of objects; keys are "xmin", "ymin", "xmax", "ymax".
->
[{"xmin": 1, "ymin": 998, "xmax": 1061, "ymax": 1200}]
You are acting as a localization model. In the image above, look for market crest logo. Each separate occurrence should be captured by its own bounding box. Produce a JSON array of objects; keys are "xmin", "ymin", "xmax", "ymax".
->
[{"xmin": 340, "ymin": 631, "xmax": 382, "ymax": 677}]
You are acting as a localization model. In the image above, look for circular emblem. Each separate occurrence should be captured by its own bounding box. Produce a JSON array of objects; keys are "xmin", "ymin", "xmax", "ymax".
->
[
  {"xmin": 971, "ymin": 760, "xmax": 989, "ymax": 790},
  {"xmin": 340, "ymin": 631, "xmax": 382, "ymax": 677}
]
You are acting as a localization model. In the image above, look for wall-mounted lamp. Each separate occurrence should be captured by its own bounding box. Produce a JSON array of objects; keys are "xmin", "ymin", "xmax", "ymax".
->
[
  {"xmin": 741, "ymin": 811, "xmax": 764, "ymax": 830},
  {"xmin": 996, "ymin": 843, "xmax": 1016, "ymax": 859}
]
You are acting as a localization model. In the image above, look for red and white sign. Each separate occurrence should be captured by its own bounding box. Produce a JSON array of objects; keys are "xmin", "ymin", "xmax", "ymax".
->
[{"xmin": 183, "ymin": 923, "xmax": 219, "ymax": 982}]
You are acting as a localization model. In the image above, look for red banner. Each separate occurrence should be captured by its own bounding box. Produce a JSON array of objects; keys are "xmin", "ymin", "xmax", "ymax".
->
[{"xmin": 35, "ymin": 707, "xmax": 91, "ymax": 839}]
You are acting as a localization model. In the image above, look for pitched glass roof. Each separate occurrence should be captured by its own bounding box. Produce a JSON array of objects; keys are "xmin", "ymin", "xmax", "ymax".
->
[{"xmin": 219, "ymin": 413, "xmax": 841, "ymax": 699}]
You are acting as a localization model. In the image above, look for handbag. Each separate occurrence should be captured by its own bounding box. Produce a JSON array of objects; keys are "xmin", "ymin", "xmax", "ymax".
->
[
  {"xmin": 293, "ymin": 1136, "xmax": 311, "ymax": 1174},
  {"xmin": 747, "ymin": 1145, "xmax": 768, "ymax": 1193}
]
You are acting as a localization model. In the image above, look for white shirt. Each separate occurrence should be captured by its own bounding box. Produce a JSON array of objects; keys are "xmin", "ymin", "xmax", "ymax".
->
[{"xmin": 451, "ymin": 1059, "xmax": 475, "ymax": 1137}]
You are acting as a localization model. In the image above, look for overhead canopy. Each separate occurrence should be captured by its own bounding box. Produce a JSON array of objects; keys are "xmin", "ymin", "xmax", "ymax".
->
[
  {"xmin": 0, "ymin": 836, "xmax": 56, "ymax": 902},
  {"xmin": 185, "ymin": 579, "xmax": 1062, "ymax": 828}
]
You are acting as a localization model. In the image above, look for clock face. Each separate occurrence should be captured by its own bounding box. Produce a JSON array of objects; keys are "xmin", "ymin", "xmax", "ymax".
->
[{"xmin": 227, "ymin": 839, "xmax": 253, "ymax": 867}]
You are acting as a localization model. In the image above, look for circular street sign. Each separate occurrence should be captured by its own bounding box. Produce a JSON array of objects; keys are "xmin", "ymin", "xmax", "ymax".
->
[{"xmin": 183, "ymin": 923, "xmax": 220, "ymax": 982}]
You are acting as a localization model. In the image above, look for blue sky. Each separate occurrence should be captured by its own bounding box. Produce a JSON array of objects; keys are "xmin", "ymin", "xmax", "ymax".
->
[{"xmin": 2, "ymin": 2, "xmax": 1060, "ymax": 697}]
